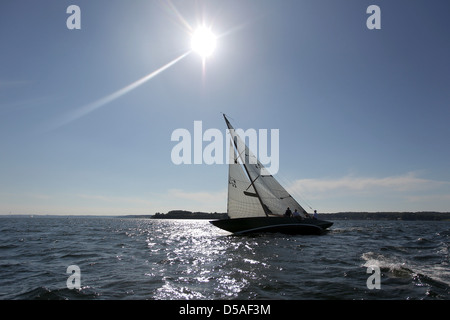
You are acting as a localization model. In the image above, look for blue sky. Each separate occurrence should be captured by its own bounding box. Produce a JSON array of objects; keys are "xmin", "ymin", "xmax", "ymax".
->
[{"xmin": 1, "ymin": 0, "xmax": 449, "ymax": 215}]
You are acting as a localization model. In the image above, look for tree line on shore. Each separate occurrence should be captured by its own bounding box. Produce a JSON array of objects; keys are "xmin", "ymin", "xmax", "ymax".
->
[{"xmin": 148, "ymin": 210, "xmax": 450, "ymax": 221}]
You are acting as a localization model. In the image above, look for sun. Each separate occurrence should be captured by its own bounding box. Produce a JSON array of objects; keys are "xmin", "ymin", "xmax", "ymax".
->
[{"xmin": 191, "ymin": 26, "xmax": 217, "ymax": 58}]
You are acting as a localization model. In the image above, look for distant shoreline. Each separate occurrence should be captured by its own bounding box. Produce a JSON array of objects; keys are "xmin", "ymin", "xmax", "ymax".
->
[
  {"xmin": 2, "ymin": 210, "xmax": 449, "ymax": 221},
  {"xmin": 131, "ymin": 210, "xmax": 450, "ymax": 221},
  {"xmin": 149, "ymin": 210, "xmax": 450, "ymax": 221},
  {"xmin": 322, "ymin": 211, "xmax": 450, "ymax": 221}
]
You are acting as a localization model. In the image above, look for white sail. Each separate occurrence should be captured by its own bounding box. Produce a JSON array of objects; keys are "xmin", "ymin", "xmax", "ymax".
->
[
  {"xmin": 225, "ymin": 115, "xmax": 307, "ymax": 218},
  {"xmin": 227, "ymin": 140, "xmax": 266, "ymax": 219}
]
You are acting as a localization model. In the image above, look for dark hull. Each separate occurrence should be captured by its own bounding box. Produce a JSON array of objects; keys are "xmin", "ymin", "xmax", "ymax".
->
[{"xmin": 210, "ymin": 217, "xmax": 333, "ymax": 235}]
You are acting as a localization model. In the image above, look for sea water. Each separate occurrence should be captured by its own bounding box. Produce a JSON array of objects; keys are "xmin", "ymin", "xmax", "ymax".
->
[{"xmin": 0, "ymin": 216, "xmax": 448, "ymax": 300}]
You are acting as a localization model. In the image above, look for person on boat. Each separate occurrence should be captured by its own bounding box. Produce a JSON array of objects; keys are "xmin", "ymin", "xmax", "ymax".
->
[
  {"xmin": 313, "ymin": 210, "xmax": 318, "ymax": 219},
  {"xmin": 293, "ymin": 209, "xmax": 301, "ymax": 218},
  {"xmin": 284, "ymin": 207, "xmax": 292, "ymax": 217}
]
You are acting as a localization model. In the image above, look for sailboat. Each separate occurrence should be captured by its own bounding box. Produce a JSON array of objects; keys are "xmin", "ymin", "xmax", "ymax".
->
[{"xmin": 210, "ymin": 115, "xmax": 333, "ymax": 235}]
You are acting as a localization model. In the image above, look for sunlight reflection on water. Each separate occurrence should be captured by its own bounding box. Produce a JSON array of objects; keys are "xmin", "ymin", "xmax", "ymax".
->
[{"xmin": 0, "ymin": 217, "xmax": 448, "ymax": 299}]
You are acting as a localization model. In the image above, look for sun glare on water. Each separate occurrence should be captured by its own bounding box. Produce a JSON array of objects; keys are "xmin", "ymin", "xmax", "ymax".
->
[{"xmin": 191, "ymin": 26, "xmax": 217, "ymax": 58}]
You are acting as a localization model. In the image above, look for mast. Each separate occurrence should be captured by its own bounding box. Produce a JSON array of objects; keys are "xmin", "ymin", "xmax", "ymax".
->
[{"xmin": 224, "ymin": 114, "xmax": 271, "ymax": 217}]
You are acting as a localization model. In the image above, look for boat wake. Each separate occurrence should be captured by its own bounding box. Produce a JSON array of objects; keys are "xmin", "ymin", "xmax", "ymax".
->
[
  {"xmin": 361, "ymin": 251, "xmax": 450, "ymax": 290},
  {"xmin": 362, "ymin": 251, "xmax": 414, "ymax": 277}
]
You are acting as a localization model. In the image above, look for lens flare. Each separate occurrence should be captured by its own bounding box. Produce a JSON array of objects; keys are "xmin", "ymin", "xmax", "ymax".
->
[{"xmin": 49, "ymin": 51, "xmax": 190, "ymax": 130}]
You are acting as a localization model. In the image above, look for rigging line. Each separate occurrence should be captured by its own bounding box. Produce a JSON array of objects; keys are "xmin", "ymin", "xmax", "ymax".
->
[
  {"xmin": 245, "ymin": 175, "xmax": 261, "ymax": 191},
  {"xmin": 276, "ymin": 171, "xmax": 315, "ymax": 211}
]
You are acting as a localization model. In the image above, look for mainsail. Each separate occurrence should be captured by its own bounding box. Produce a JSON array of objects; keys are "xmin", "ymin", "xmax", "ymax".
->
[
  {"xmin": 225, "ymin": 115, "xmax": 308, "ymax": 219},
  {"xmin": 227, "ymin": 139, "xmax": 266, "ymax": 219}
]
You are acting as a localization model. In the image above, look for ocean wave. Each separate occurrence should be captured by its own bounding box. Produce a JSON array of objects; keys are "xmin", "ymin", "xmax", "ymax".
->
[
  {"xmin": 361, "ymin": 251, "xmax": 450, "ymax": 289},
  {"xmin": 362, "ymin": 251, "xmax": 413, "ymax": 276},
  {"xmin": 12, "ymin": 286, "xmax": 100, "ymax": 300},
  {"xmin": 2, "ymin": 217, "xmax": 449, "ymax": 300}
]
